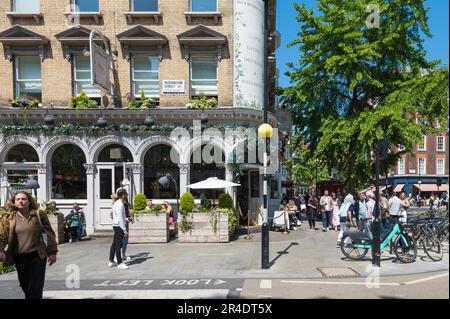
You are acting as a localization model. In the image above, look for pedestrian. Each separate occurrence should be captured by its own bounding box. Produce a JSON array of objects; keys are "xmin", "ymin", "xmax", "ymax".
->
[
  {"xmin": 121, "ymin": 193, "xmax": 132, "ymax": 261},
  {"xmin": 307, "ymin": 195, "xmax": 318, "ymax": 230},
  {"xmin": 162, "ymin": 201, "xmax": 175, "ymax": 224},
  {"xmin": 400, "ymin": 192, "xmax": 410, "ymax": 223},
  {"xmin": 144, "ymin": 199, "xmax": 153, "ymax": 212},
  {"xmin": 379, "ymin": 191, "xmax": 390, "ymax": 230},
  {"xmin": 330, "ymin": 193, "xmax": 340, "ymax": 231},
  {"xmin": 65, "ymin": 202, "xmax": 86, "ymax": 242},
  {"xmin": 354, "ymin": 192, "xmax": 367, "ymax": 231},
  {"xmin": 319, "ymin": 190, "xmax": 332, "ymax": 232},
  {"xmin": 388, "ymin": 192, "xmax": 402, "ymax": 225},
  {"xmin": 109, "ymin": 189, "xmax": 129, "ymax": 269},
  {"xmin": 441, "ymin": 192, "xmax": 449, "ymax": 210},
  {"xmin": 365, "ymin": 191, "xmax": 376, "ymax": 237},
  {"xmin": 0, "ymin": 191, "xmax": 58, "ymax": 299},
  {"xmin": 337, "ymin": 194, "xmax": 355, "ymax": 247}
]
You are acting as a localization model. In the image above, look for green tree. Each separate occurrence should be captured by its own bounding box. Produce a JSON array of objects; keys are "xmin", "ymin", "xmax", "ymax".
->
[{"xmin": 282, "ymin": 0, "xmax": 449, "ymax": 193}]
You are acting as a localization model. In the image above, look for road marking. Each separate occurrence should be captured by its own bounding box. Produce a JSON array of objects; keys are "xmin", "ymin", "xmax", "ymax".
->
[
  {"xmin": 236, "ymin": 288, "xmax": 243, "ymax": 292},
  {"xmin": 281, "ymin": 280, "xmax": 400, "ymax": 286},
  {"xmin": 260, "ymin": 280, "xmax": 272, "ymax": 289},
  {"xmin": 43, "ymin": 289, "xmax": 230, "ymax": 299},
  {"xmin": 404, "ymin": 273, "xmax": 449, "ymax": 286}
]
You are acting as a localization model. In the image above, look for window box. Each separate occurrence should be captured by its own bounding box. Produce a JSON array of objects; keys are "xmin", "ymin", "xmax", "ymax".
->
[
  {"xmin": 184, "ymin": 11, "xmax": 222, "ymax": 24},
  {"xmin": 6, "ymin": 12, "xmax": 43, "ymax": 23},
  {"xmin": 124, "ymin": 11, "xmax": 162, "ymax": 24},
  {"xmin": 63, "ymin": 11, "xmax": 103, "ymax": 24}
]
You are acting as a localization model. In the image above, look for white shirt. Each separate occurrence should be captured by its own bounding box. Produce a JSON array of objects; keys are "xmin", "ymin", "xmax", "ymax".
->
[
  {"xmin": 366, "ymin": 199, "xmax": 375, "ymax": 219},
  {"xmin": 320, "ymin": 195, "xmax": 332, "ymax": 211},
  {"xmin": 388, "ymin": 196, "xmax": 402, "ymax": 216},
  {"xmin": 112, "ymin": 199, "xmax": 127, "ymax": 232}
]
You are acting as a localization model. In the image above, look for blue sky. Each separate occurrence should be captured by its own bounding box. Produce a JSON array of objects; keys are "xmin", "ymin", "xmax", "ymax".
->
[{"xmin": 277, "ymin": 0, "xmax": 450, "ymax": 88}]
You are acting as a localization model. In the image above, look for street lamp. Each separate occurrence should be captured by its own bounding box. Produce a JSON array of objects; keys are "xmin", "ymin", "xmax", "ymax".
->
[
  {"xmin": 158, "ymin": 174, "xmax": 179, "ymax": 215},
  {"xmin": 258, "ymin": 123, "xmax": 273, "ymax": 269},
  {"xmin": 25, "ymin": 176, "xmax": 40, "ymax": 199}
]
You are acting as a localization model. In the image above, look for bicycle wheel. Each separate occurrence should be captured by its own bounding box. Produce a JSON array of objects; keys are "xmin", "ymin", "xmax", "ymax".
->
[
  {"xmin": 422, "ymin": 231, "xmax": 443, "ymax": 261},
  {"xmin": 394, "ymin": 233, "xmax": 417, "ymax": 263},
  {"xmin": 340, "ymin": 234, "xmax": 369, "ymax": 260}
]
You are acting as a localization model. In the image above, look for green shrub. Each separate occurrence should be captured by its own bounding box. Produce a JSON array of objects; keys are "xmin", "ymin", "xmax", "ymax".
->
[
  {"xmin": 180, "ymin": 192, "xmax": 195, "ymax": 213},
  {"xmin": 219, "ymin": 193, "xmax": 233, "ymax": 209},
  {"xmin": 69, "ymin": 91, "xmax": 98, "ymax": 109},
  {"xmin": 133, "ymin": 194, "xmax": 147, "ymax": 211},
  {"xmin": 227, "ymin": 209, "xmax": 239, "ymax": 235},
  {"xmin": 188, "ymin": 96, "xmax": 218, "ymax": 110},
  {"xmin": 200, "ymin": 193, "xmax": 212, "ymax": 210},
  {"xmin": 145, "ymin": 204, "xmax": 164, "ymax": 214},
  {"xmin": 0, "ymin": 263, "xmax": 15, "ymax": 275}
]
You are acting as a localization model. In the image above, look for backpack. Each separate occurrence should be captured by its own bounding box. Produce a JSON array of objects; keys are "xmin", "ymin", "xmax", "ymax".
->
[{"xmin": 70, "ymin": 214, "xmax": 81, "ymax": 227}]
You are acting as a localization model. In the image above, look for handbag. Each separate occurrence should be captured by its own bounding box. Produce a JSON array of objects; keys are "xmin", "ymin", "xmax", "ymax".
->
[
  {"xmin": 168, "ymin": 216, "xmax": 174, "ymax": 225},
  {"xmin": 35, "ymin": 211, "xmax": 48, "ymax": 247}
]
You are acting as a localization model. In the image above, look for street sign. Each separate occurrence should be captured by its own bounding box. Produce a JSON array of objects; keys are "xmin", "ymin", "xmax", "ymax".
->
[
  {"xmin": 91, "ymin": 42, "xmax": 111, "ymax": 94},
  {"xmin": 162, "ymin": 80, "xmax": 185, "ymax": 95}
]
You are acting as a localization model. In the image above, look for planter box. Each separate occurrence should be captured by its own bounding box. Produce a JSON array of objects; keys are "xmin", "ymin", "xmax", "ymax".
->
[
  {"xmin": 128, "ymin": 213, "xmax": 169, "ymax": 243},
  {"xmin": 48, "ymin": 214, "xmax": 65, "ymax": 245},
  {"xmin": 178, "ymin": 212, "xmax": 229, "ymax": 243}
]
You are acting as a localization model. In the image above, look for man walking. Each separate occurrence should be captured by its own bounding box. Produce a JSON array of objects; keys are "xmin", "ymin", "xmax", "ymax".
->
[
  {"xmin": 388, "ymin": 192, "xmax": 402, "ymax": 225},
  {"xmin": 354, "ymin": 192, "xmax": 367, "ymax": 231},
  {"xmin": 320, "ymin": 190, "xmax": 332, "ymax": 232},
  {"xmin": 109, "ymin": 189, "xmax": 129, "ymax": 269}
]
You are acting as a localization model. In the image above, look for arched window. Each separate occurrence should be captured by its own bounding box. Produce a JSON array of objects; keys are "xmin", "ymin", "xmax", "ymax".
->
[
  {"xmin": 144, "ymin": 144, "xmax": 179, "ymax": 199},
  {"xmin": 98, "ymin": 144, "xmax": 133, "ymax": 163},
  {"xmin": 51, "ymin": 144, "xmax": 87, "ymax": 199},
  {"xmin": 6, "ymin": 144, "xmax": 39, "ymax": 162},
  {"xmin": 190, "ymin": 144, "xmax": 225, "ymax": 199}
]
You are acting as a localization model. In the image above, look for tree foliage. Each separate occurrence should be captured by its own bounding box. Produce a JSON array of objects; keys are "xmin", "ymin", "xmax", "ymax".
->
[{"xmin": 282, "ymin": 0, "xmax": 449, "ymax": 192}]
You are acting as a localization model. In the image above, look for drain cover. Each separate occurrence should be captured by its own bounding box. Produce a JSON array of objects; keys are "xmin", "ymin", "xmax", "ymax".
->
[{"xmin": 317, "ymin": 267, "xmax": 361, "ymax": 278}]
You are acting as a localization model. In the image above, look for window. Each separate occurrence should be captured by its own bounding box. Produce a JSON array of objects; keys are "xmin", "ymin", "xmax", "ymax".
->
[
  {"xmin": 73, "ymin": 55, "xmax": 100, "ymax": 97},
  {"xmin": 418, "ymin": 135, "xmax": 426, "ymax": 151},
  {"xmin": 398, "ymin": 158, "xmax": 405, "ymax": 175},
  {"xmin": 14, "ymin": 0, "xmax": 40, "ymax": 12},
  {"xmin": 418, "ymin": 158, "xmax": 426, "ymax": 175},
  {"xmin": 6, "ymin": 144, "xmax": 39, "ymax": 162},
  {"xmin": 437, "ymin": 136, "xmax": 445, "ymax": 152},
  {"xmin": 132, "ymin": 56, "xmax": 160, "ymax": 97},
  {"xmin": 74, "ymin": 0, "xmax": 99, "ymax": 12},
  {"xmin": 190, "ymin": 56, "xmax": 218, "ymax": 97},
  {"xmin": 132, "ymin": 0, "xmax": 158, "ymax": 11},
  {"xmin": 15, "ymin": 56, "xmax": 41, "ymax": 100},
  {"xmin": 437, "ymin": 159, "xmax": 445, "ymax": 175},
  {"xmin": 191, "ymin": 0, "xmax": 217, "ymax": 12}
]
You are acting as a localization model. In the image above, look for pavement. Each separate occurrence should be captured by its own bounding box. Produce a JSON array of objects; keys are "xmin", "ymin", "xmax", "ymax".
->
[{"xmin": 0, "ymin": 215, "xmax": 448, "ymax": 299}]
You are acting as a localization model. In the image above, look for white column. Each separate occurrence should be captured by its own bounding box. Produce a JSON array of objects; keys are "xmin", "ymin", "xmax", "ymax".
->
[
  {"xmin": 37, "ymin": 163, "xmax": 48, "ymax": 204},
  {"xmin": 178, "ymin": 164, "xmax": 189, "ymax": 196},
  {"xmin": 131, "ymin": 164, "xmax": 143, "ymax": 197},
  {"xmin": 83, "ymin": 164, "xmax": 96, "ymax": 236}
]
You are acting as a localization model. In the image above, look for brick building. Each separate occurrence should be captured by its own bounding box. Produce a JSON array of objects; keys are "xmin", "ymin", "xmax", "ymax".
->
[{"xmin": 0, "ymin": 0, "xmax": 283, "ymax": 234}]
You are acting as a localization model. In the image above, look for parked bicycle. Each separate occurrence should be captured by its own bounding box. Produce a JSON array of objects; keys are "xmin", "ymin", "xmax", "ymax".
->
[
  {"xmin": 406, "ymin": 216, "xmax": 443, "ymax": 261},
  {"xmin": 340, "ymin": 215, "xmax": 417, "ymax": 263}
]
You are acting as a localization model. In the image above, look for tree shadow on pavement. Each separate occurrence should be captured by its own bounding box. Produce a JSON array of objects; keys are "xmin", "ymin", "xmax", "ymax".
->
[{"xmin": 268, "ymin": 242, "xmax": 299, "ymax": 268}]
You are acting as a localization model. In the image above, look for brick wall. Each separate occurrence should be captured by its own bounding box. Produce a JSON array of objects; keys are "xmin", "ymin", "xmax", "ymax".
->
[{"xmin": 0, "ymin": 0, "xmax": 234, "ymax": 107}]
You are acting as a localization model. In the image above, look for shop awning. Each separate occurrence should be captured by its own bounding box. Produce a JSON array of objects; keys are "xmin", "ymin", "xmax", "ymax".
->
[
  {"xmin": 393, "ymin": 184, "xmax": 405, "ymax": 192},
  {"xmin": 414, "ymin": 184, "xmax": 449, "ymax": 192}
]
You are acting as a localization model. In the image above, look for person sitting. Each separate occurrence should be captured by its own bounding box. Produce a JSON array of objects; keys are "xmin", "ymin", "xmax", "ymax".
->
[
  {"xmin": 287, "ymin": 200, "xmax": 301, "ymax": 229},
  {"xmin": 65, "ymin": 203, "xmax": 85, "ymax": 243},
  {"xmin": 144, "ymin": 199, "xmax": 153, "ymax": 212}
]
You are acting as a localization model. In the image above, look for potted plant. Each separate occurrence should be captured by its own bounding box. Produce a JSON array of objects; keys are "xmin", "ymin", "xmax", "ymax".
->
[
  {"xmin": 187, "ymin": 96, "xmax": 218, "ymax": 110},
  {"xmin": 125, "ymin": 91, "xmax": 158, "ymax": 109},
  {"xmin": 40, "ymin": 202, "xmax": 65, "ymax": 245},
  {"xmin": 178, "ymin": 192, "xmax": 230, "ymax": 243},
  {"xmin": 128, "ymin": 194, "xmax": 170, "ymax": 243},
  {"xmin": 9, "ymin": 96, "xmax": 40, "ymax": 108},
  {"xmin": 68, "ymin": 91, "xmax": 98, "ymax": 109}
]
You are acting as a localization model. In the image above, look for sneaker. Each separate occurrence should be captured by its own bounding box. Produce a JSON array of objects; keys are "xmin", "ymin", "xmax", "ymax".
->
[
  {"xmin": 108, "ymin": 261, "xmax": 117, "ymax": 268},
  {"xmin": 297, "ymin": 221, "xmax": 302, "ymax": 226},
  {"xmin": 124, "ymin": 255, "xmax": 131, "ymax": 261},
  {"xmin": 322, "ymin": 228, "xmax": 327, "ymax": 232},
  {"xmin": 117, "ymin": 263, "xmax": 129, "ymax": 270},
  {"xmin": 336, "ymin": 243, "xmax": 341, "ymax": 248}
]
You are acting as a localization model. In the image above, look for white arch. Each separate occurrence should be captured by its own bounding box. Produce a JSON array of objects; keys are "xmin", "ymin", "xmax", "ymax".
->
[
  {"xmin": 42, "ymin": 136, "xmax": 90, "ymax": 165},
  {"xmin": 137, "ymin": 136, "xmax": 183, "ymax": 164},
  {"xmin": 89, "ymin": 135, "xmax": 138, "ymax": 163},
  {"xmin": 0, "ymin": 136, "xmax": 42, "ymax": 163},
  {"xmin": 181, "ymin": 136, "xmax": 231, "ymax": 164}
]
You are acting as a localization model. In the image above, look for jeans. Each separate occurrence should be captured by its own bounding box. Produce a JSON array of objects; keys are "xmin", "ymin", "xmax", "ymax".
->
[
  {"xmin": 110, "ymin": 227, "xmax": 125, "ymax": 264},
  {"xmin": 321, "ymin": 211, "xmax": 330, "ymax": 230},
  {"xmin": 14, "ymin": 251, "xmax": 47, "ymax": 299},
  {"xmin": 338, "ymin": 221, "xmax": 349, "ymax": 244},
  {"xmin": 76, "ymin": 225, "xmax": 83, "ymax": 239},
  {"xmin": 122, "ymin": 222, "xmax": 129, "ymax": 256}
]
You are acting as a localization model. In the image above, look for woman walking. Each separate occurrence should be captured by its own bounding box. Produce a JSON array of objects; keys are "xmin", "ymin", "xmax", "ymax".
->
[
  {"xmin": 331, "ymin": 193, "xmax": 340, "ymax": 231},
  {"xmin": 0, "ymin": 191, "xmax": 58, "ymax": 299},
  {"xmin": 337, "ymin": 194, "xmax": 355, "ymax": 247},
  {"xmin": 307, "ymin": 195, "xmax": 318, "ymax": 230}
]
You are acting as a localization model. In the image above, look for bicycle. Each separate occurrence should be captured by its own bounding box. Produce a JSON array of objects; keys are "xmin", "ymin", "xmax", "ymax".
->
[
  {"xmin": 406, "ymin": 216, "xmax": 443, "ymax": 261},
  {"xmin": 340, "ymin": 215, "xmax": 417, "ymax": 263}
]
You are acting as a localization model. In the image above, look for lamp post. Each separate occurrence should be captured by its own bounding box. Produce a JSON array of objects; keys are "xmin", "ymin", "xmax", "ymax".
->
[
  {"xmin": 258, "ymin": 123, "xmax": 273, "ymax": 269},
  {"xmin": 25, "ymin": 176, "xmax": 40, "ymax": 200},
  {"xmin": 158, "ymin": 174, "xmax": 179, "ymax": 216}
]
